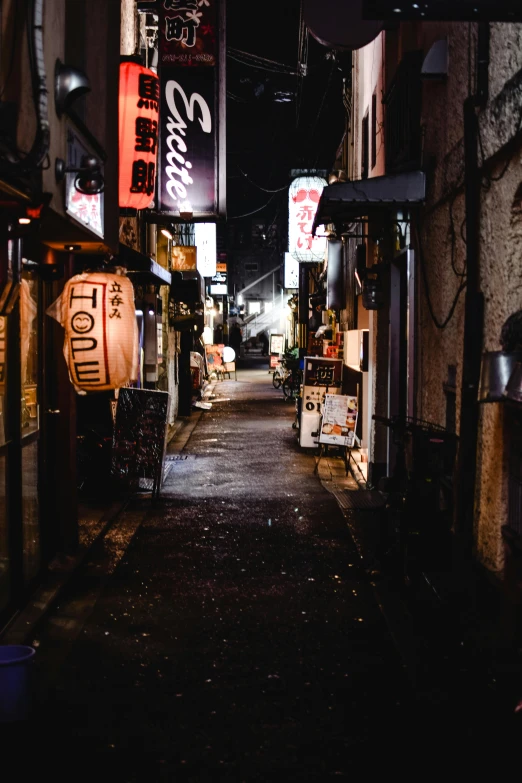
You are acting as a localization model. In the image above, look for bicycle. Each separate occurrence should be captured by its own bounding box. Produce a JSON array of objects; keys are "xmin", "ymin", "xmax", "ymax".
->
[
  {"xmin": 282, "ymin": 366, "xmax": 303, "ymax": 401},
  {"xmin": 372, "ymin": 414, "xmax": 457, "ymax": 590},
  {"xmin": 272, "ymin": 363, "xmax": 287, "ymax": 389}
]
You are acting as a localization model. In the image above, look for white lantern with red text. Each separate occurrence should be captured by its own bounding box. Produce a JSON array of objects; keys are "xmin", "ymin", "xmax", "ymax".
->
[
  {"xmin": 48, "ymin": 271, "xmax": 139, "ymax": 393},
  {"xmin": 119, "ymin": 59, "xmax": 159, "ymax": 210},
  {"xmin": 288, "ymin": 176, "xmax": 328, "ymax": 263}
]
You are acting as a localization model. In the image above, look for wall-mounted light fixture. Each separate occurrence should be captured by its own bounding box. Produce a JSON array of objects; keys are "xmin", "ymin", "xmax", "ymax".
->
[
  {"xmin": 178, "ymin": 200, "xmax": 193, "ymax": 221},
  {"xmin": 55, "ymin": 59, "xmax": 91, "ymax": 116},
  {"xmin": 55, "ymin": 154, "xmax": 105, "ymax": 195},
  {"xmin": 160, "ymin": 228, "xmax": 173, "ymax": 240}
]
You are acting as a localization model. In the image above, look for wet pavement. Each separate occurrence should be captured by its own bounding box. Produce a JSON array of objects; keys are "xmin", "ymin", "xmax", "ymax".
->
[{"xmin": 4, "ymin": 359, "xmax": 521, "ymax": 776}]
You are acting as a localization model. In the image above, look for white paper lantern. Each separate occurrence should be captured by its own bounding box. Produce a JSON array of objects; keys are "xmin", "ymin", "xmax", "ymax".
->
[
  {"xmin": 48, "ymin": 270, "xmax": 139, "ymax": 393},
  {"xmin": 288, "ymin": 175, "xmax": 327, "ymax": 263}
]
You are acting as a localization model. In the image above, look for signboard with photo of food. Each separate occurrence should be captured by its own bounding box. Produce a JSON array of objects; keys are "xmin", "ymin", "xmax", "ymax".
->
[{"xmin": 319, "ymin": 394, "xmax": 358, "ymax": 448}]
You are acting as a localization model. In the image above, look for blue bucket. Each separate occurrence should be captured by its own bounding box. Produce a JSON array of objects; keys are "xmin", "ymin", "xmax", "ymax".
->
[{"xmin": 0, "ymin": 645, "xmax": 36, "ymax": 722}]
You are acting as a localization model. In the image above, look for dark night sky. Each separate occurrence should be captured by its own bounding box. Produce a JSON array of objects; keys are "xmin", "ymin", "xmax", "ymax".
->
[{"xmin": 225, "ymin": 0, "xmax": 346, "ymax": 221}]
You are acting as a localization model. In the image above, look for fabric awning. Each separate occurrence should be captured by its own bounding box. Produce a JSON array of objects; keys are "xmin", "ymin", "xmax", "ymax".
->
[
  {"xmin": 312, "ymin": 170, "xmax": 426, "ymax": 235},
  {"xmin": 117, "ymin": 243, "xmax": 171, "ymax": 286}
]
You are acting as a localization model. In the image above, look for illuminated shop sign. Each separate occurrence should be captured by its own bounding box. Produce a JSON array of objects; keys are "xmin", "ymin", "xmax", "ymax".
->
[
  {"xmin": 119, "ymin": 60, "xmax": 160, "ymax": 211},
  {"xmin": 288, "ymin": 176, "xmax": 327, "ymax": 263}
]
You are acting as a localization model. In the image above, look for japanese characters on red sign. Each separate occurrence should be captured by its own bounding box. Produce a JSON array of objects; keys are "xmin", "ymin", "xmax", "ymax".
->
[{"xmin": 119, "ymin": 61, "xmax": 160, "ymax": 210}]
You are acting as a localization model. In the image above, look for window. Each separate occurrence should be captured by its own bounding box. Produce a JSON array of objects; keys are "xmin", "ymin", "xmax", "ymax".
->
[
  {"xmin": 362, "ymin": 111, "xmax": 369, "ymax": 179},
  {"xmin": 371, "ymin": 93, "xmax": 377, "ymax": 170},
  {"xmin": 248, "ymin": 301, "xmax": 261, "ymax": 315}
]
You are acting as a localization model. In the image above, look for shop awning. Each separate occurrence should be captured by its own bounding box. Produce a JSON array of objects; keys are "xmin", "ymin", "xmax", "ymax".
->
[
  {"xmin": 117, "ymin": 243, "xmax": 171, "ymax": 286},
  {"xmin": 312, "ymin": 170, "xmax": 426, "ymax": 235}
]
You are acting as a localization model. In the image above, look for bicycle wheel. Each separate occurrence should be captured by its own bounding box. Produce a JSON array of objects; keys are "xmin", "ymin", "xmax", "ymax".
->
[
  {"xmin": 272, "ymin": 371, "xmax": 282, "ymax": 389},
  {"xmin": 282, "ymin": 374, "xmax": 294, "ymax": 400},
  {"xmin": 282, "ymin": 373, "xmax": 299, "ymax": 401}
]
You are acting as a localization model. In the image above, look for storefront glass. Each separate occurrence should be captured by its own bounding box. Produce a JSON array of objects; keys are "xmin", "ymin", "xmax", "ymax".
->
[
  {"xmin": 0, "ymin": 454, "xmax": 8, "ymax": 613},
  {"xmin": 21, "ymin": 268, "xmax": 41, "ymax": 583},
  {"xmin": 22, "ymin": 441, "xmax": 40, "ymax": 583},
  {"xmin": 21, "ymin": 272, "xmax": 39, "ymax": 435},
  {"xmin": 0, "ymin": 316, "xmax": 6, "ymax": 445}
]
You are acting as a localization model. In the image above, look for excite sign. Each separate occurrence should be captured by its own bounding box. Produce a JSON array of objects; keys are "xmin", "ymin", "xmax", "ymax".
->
[{"xmin": 157, "ymin": 0, "xmax": 225, "ymax": 218}]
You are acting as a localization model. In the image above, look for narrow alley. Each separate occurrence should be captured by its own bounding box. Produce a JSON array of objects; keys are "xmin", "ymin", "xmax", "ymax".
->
[{"xmin": 3, "ymin": 362, "xmax": 519, "ymax": 778}]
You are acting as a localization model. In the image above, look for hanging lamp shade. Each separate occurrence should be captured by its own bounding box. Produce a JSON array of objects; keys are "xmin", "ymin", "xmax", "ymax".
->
[
  {"xmin": 504, "ymin": 361, "xmax": 522, "ymax": 404},
  {"xmin": 477, "ymin": 350, "xmax": 522, "ymax": 402},
  {"xmin": 119, "ymin": 59, "xmax": 159, "ymax": 210},
  {"xmin": 47, "ymin": 270, "xmax": 139, "ymax": 393}
]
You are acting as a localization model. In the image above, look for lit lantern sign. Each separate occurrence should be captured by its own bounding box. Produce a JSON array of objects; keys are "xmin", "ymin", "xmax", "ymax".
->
[
  {"xmin": 288, "ymin": 176, "xmax": 327, "ymax": 263},
  {"xmin": 194, "ymin": 223, "xmax": 217, "ymax": 278},
  {"xmin": 119, "ymin": 60, "xmax": 160, "ymax": 210},
  {"xmin": 50, "ymin": 272, "xmax": 139, "ymax": 393}
]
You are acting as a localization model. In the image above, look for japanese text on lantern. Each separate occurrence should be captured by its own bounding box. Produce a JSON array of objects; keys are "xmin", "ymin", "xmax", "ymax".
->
[
  {"xmin": 288, "ymin": 176, "xmax": 327, "ymax": 263},
  {"xmin": 67, "ymin": 282, "xmax": 110, "ymax": 387},
  {"xmin": 48, "ymin": 273, "xmax": 138, "ymax": 393},
  {"xmin": 119, "ymin": 63, "xmax": 160, "ymax": 210}
]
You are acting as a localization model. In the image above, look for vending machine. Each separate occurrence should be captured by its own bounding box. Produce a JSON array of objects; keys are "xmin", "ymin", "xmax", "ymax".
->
[{"xmin": 299, "ymin": 356, "xmax": 343, "ymax": 448}]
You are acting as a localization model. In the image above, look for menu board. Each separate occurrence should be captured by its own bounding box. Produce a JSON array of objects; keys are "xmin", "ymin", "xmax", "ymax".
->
[
  {"xmin": 269, "ymin": 333, "xmax": 284, "ymax": 369},
  {"xmin": 111, "ymin": 388, "xmax": 170, "ymax": 497},
  {"xmin": 319, "ymin": 394, "xmax": 358, "ymax": 447}
]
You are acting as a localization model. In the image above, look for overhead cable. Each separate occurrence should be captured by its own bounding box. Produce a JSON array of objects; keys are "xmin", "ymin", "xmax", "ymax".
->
[
  {"xmin": 237, "ymin": 165, "xmax": 288, "ymax": 193},
  {"xmin": 228, "ymin": 46, "xmax": 297, "ymax": 74},
  {"xmin": 228, "ymin": 192, "xmax": 278, "ymax": 220}
]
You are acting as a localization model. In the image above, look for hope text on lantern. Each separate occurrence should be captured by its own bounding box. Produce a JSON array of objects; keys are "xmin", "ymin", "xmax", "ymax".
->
[{"xmin": 67, "ymin": 282, "xmax": 110, "ymax": 387}]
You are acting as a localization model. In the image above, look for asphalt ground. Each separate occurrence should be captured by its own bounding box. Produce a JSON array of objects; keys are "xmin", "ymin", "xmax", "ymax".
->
[{"xmin": 2, "ymin": 358, "xmax": 520, "ymax": 778}]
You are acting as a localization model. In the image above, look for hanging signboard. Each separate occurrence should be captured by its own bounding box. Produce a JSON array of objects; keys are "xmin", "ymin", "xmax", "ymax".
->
[
  {"xmin": 119, "ymin": 60, "xmax": 159, "ymax": 211},
  {"xmin": 288, "ymin": 175, "xmax": 327, "ymax": 263},
  {"xmin": 171, "ymin": 245, "xmax": 197, "ymax": 271},
  {"xmin": 194, "ymin": 222, "xmax": 217, "ymax": 277},
  {"xmin": 159, "ymin": 0, "xmax": 217, "ymax": 67},
  {"xmin": 157, "ymin": 0, "xmax": 225, "ymax": 218},
  {"xmin": 65, "ymin": 125, "xmax": 104, "ymax": 239},
  {"xmin": 210, "ymin": 270, "xmax": 227, "ymax": 295},
  {"xmin": 319, "ymin": 393, "xmax": 358, "ymax": 448}
]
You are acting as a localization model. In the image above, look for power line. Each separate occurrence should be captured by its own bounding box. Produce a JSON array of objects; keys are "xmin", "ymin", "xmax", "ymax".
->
[
  {"xmin": 236, "ymin": 165, "xmax": 288, "ymax": 193},
  {"xmin": 228, "ymin": 46, "xmax": 297, "ymax": 74},
  {"xmin": 228, "ymin": 192, "xmax": 278, "ymax": 220}
]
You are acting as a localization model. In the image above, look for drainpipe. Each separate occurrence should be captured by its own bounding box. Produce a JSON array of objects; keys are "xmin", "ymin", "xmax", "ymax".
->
[
  {"xmin": 298, "ymin": 264, "xmax": 309, "ymax": 358},
  {"xmin": 454, "ymin": 26, "xmax": 489, "ymax": 552}
]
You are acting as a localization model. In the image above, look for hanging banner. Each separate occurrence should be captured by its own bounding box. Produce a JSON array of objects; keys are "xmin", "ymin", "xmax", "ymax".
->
[
  {"xmin": 159, "ymin": 0, "xmax": 217, "ymax": 66},
  {"xmin": 157, "ymin": 0, "xmax": 225, "ymax": 218},
  {"xmin": 288, "ymin": 175, "xmax": 327, "ymax": 263},
  {"xmin": 47, "ymin": 270, "xmax": 139, "ymax": 393}
]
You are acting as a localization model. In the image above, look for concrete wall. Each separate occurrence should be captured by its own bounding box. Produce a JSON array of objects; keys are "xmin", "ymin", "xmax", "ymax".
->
[
  {"xmin": 415, "ymin": 21, "xmax": 522, "ymax": 574},
  {"xmin": 4, "ymin": 0, "xmax": 121, "ymax": 253},
  {"xmin": 352, "ymin": 32, "xmax": 385, "ymax": 181}
]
